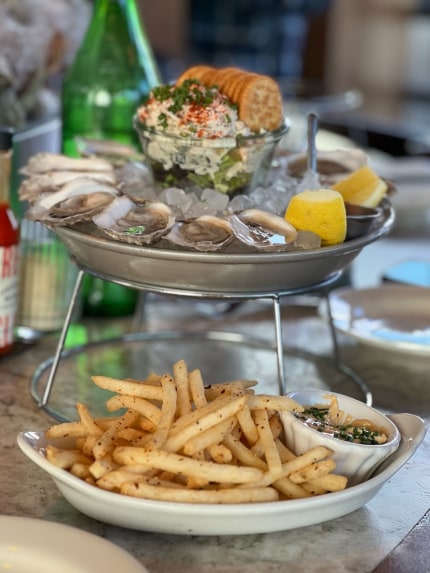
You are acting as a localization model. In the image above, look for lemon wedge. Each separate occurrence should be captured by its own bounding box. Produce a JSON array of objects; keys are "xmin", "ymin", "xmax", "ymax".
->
[
  {"xmin": 331, "ymin": 165, "xmax": 387, "ymax": 208},
  {"xmin": 285, "ymin": 189, "xmax": 347, "ymax": 247}
]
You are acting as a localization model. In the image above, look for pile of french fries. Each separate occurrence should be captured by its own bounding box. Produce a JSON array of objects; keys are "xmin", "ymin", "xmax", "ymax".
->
[{"xmin": 45, "ymin": 360, "xmax": 348, "ymax": 504}]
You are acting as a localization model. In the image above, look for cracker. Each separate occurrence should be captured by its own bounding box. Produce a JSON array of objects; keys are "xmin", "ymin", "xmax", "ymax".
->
[
  {"xmin": 176, "ymin": 65, "xmax": 215, "ymax": 85},
  {"xmin": 238, "ymin": 74, "xmax": 283, "ymax": 131}
]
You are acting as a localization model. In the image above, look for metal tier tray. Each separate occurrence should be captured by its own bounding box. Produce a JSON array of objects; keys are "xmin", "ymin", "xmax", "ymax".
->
[{"xmin": 52, "ymin": 200, "xmax": 394, "ymax": 297}]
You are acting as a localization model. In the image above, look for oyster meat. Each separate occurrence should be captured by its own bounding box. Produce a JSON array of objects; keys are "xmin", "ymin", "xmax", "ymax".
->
[
  {"xmin": 93, "ymin": 196, "xmax": 175, "ymax": 245},
  {"xmin": 166, "ymin": 215, "xmax": 233, "ymax": 252},
  {"xmin": 229, "ymin": 208, "xmax": 298, "ymax": 251},
  {"xmin": 25, "ymin": 177, "xmax": 119, "ymax": 226}
]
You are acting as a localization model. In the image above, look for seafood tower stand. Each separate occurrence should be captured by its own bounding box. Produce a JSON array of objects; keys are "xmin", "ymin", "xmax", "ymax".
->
[{"xmin": 61, "ymin": 0, "xmax": 161, "ymax": 316}]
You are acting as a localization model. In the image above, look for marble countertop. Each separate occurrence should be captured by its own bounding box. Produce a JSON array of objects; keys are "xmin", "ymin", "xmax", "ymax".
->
[{"xmin": 1, "ymin": 234, "xmax": 429, "ymax": 573}]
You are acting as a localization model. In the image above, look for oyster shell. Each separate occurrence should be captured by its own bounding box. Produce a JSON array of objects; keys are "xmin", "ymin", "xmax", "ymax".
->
[
  {"xmin": 21, "ymin": 152, "xmax": 114, "ymax": 176},
  {"xmin": 25, "ymin": 178, "xmax": 119, "ymax": 226},
  {"xmin": 18, "ymin": 170, "xmax": 117, "ymax": 204},
  {"xmin": 229, "ymin": 208, "xmax": 297, "ymax": 251},
  {"xmin": 166, "ymin": 215, "xmax": 233, "ymax": 252},
  {"xmin": 93, "ymin": 196, "xmax": 175, "ymax": 245}
]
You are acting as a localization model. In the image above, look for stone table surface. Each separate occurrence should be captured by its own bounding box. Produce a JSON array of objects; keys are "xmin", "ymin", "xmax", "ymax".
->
[{"xmin": 0, "ymin": 234, "xmax": 429, "ymax": 573}]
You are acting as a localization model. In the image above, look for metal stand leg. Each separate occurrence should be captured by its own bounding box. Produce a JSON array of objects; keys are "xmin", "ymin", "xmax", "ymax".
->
[
  {"xmin": 38, "ymin": 269, "xmax": 85, "ymax": 407},
  {"xmin": 272, "ymin": 294, "xmax": 287, "ymax": 395}
]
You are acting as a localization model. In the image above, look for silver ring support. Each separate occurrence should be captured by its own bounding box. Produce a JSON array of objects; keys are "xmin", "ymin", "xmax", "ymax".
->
[{"xmin": 30, "ymin": 266, "xmax": 372, "ymax": 421}]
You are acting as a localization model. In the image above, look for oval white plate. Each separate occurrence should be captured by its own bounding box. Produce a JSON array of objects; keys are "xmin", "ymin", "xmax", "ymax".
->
[
  {"xmin": 17, "ymin": 413, "xmax": 426, "ymax": 536},
  {"xmin": 326, "ymin": 285, "xmax": 430, "ymax": 356},
  {"xmin": 0, "ymin": 515, "xmax": 148, "ymax": 572}
]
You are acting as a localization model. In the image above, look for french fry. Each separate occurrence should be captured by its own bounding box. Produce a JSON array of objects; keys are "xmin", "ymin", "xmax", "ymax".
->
[
  {"xmin": 173, "ymin": 359, "xmax": 192, "ymax": 417},
  {"xmin": 204, "ymin": 380, "xmax": 256, "ymax": 401},
  {"xmin": 163, "ymin": 395, "xmax": 247, "ymax": 453},
  {"xmin": 207, "ymin": 443, "xmax": 233, "ymax": 464},
  {"xmin": 288, "ymin": 459, "xmax": 337, "ymax": 484},
  {"xmin": 92, "ymin": 375, "xmax": 163, "ymax": 401},
  {"xmin": 122, "ymin": 482, "xmax": 279, "ymax": 504},
  {"xmin": 253, "ymin": 409, "xmax": 283, "ymax": 479},
  {"xmin": 223, "ymin": 434, "xmax": 267, "ymax": 471},
  {"xmin": 105, "ymin": 394, "xmax": 161, "ymax": 425},
  {"xmin": 278, "ymin": 446, "xmax": 334, "ymax": 479},
  {"xmin": 182, "ymin": 416, "xmax": 237, "ymax": 456},
  {"xmin": 89, "ymin": 453, "xmax": 118, "ymax": 479},
  {"xmin": 113, "ymin": 446, "xmax": 264, "ymax": 484},
  {"xmin": 247, "ymin": 394, "xmax": 303, "ymax": 413},
  {"xmin": 188, "ymin": 368, "xmax": 207, "ymax": 408},
  {"xmin": 144, "ymin": 374, "xmax": 177, "ymax": 450},
  {"xmin": 273, "ymin": 476, "xmax": 312, "ymax": 499},
  {"xmin": 46, "ymin": 421, "xmax": 87, "ymax": 439},
  {"xmin": 76, "ymin": 402, "xmax": 103, "ymax": 437},
  {"xmin": 46, "ymin": 445, "xmax": 90, "ymax": 469},
  {"xmin": 303, "ymin": 473, "xmax": 348, "ymax": 493},
  {"xmin": 70, "ymin": 462, "xmax": 92, "ymax": 479},
  {"xmin": 92, "ymin": 409, "xmax": 138, "ymax": 460},
  {"xmin": 236, "ymin": 404, "xmax": 259, "ymax": 446}
]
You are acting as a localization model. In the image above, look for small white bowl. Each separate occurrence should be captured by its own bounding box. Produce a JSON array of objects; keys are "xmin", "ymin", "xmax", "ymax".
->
[{"xmin": 282, "ymin": 389, "xmax": 401, "ymax": 486}]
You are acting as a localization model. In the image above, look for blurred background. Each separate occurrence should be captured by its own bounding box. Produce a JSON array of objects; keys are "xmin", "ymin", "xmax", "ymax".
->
[{"xmin": 2, "ymin": 0, "xmax": 430, "ymax": 163}]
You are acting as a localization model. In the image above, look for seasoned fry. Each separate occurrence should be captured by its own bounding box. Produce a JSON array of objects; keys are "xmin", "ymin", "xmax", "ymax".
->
[
  {"xmin": 92, "ymin": 409, "xmax": 138, "ymax": 460},
  {"xmin": 46, "ymin": 445, "xmax": 90, "ymax": 469},
  {"xmin": 247, "ymin": 394, "xmax": 304, "ymax": 413},
  {"xmin": 236, "ymin": 404, "xmax": 259, "ymax": 446},
  {"xmin": 46, "ymin": 420, "xmax": 87, "ymax": 439},
  {"xmin": 76, "ymin": 403, "xmax": 103, "ymax": 437},
  {"xmin": 188, "ymin": 368, "xmax": 207, "ymax": 408},
  {"xmin": 253, "ymin": 409, "xmax": 283, "ymax": 479},
  {"xmin": 113, "ymin": 446, "xmax": 264, "ymax": 484},
  {"xmin": 223, "ymin": 434, "xmax": 267, "ymax": 471},
  {"xmin": 302, "ymin": 473, "xmax": 348, "ymax": 492},
  {"xmin": 106, "ymin": 394, "xmax": 161, "ymax": 425},
  {"xmin": 279, "ymin": 446, "xmax": 333, "ymax": 478},
  {"xmin": 204, "ymin": 380, "xmax": 256, "ymax": 401},
  {"xmin": 288, "ymin": 459, "xmax": 337, "ymax": 484},
  {"xmin": 92, "ymin": 375, "xmax": 163, "ymax": 400},
  {"xmin": 122, "ymin": 482, "xmax": 279, "ymax": 504},
  {"xmin": 182, "ymin": 416, "xmax": 237, "ymax": 456},
  {"xmin": 144, "ymin": 374, "xmax": 177, "ymax": 450},
  {"xmin": 164, "ymin": 395, "xmax": 247, "ymax": 453},
  {"xmin": 44, "ymin": 359, "xmax": 348, "ymax": 505},
  {"xmin": 173, "ymin": 359, "xmax": 192, "ymax": 417}
]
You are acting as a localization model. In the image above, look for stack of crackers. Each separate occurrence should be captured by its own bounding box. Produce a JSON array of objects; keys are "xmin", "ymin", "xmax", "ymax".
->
[{"xmin": 176, "ymin": 65, "xmax": 284, "ymax": 133}]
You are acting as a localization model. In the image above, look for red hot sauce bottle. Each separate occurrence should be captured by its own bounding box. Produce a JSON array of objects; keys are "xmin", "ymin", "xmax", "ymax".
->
[{"xmin": 0, "ymin": 149, "xmax": 20, "ymax": 354}]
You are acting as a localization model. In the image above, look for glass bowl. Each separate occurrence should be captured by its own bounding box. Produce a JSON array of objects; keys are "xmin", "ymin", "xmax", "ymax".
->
[
  {"xmin": 133, "ymin": 116, "xmax": 288, "ymax": 196},
  {"xmin": 282, "ymin": 389, "xmax": 401, "ymax": 486}
]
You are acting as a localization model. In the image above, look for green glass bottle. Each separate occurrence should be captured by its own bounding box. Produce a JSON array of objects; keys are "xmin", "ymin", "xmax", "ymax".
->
[
  {"xmin": 61, "ymin": 0, "xmax": 161, "ymax": 316},
  {"xmin": 62, "ymin": 0, "xmax": 161, "ymax": 155}
]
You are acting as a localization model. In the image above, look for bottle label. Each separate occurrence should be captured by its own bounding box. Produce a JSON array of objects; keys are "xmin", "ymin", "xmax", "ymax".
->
[{"xmin": 0, "ymin": 244, "xmax": 19, "ymax": 349}]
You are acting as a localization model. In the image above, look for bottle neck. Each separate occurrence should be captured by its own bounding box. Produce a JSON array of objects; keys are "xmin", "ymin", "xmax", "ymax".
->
[{"xmin": 74, "ymin": 0, "xmax": 160, "ymax": 87}]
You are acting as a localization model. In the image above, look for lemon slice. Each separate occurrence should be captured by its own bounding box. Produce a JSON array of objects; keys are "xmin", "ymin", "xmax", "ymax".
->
[
  {"xmin": 331, "ymin": 165, "xmax": 387, "ymax": 208},
  {"xmin": 285, "ymin": 189, "xmax": 347, "ymax": 246}
]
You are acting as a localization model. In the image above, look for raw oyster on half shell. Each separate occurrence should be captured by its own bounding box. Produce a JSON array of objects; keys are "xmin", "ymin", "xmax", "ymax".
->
[
  {"xmin": 229, "ymin": 208, "xmax": 298, "ymax": 251},
  {"xmin": 18, "ymin": 170, "xmax": 117, "ymax": 204},
  {"xmin": 25, "ymin": 177, "xmax": 119, "ymax": 226},
  {"xmin": 166, "ymin": 215, "xmax": 233, "ymax": 251},
  {"xmin": 20, "ymin": 152, "xmax": 114, "ymax": 176},
  {"xmin": 93, "ymin": 195, "xmax": 175, "ymax": 245}
]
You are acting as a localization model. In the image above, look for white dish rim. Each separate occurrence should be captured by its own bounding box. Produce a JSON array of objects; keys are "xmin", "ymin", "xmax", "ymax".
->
[
  {"xmin": 0, "ymin": 514, "xmax": 148, "ymax": 572},
  {"xmin": 17, "ymin": 412, "xmax": 426, "ymax": 535}
]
